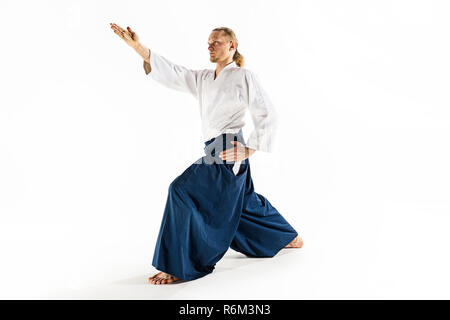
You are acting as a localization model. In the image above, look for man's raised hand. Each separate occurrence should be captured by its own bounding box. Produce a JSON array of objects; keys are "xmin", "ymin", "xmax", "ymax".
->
[{"xmin": 110, "ymin": 23, "xmax": 140, "ymax": 49}]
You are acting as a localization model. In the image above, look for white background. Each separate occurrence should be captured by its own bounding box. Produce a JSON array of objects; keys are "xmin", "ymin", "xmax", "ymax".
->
[{"xmin": 1, "ymin": 0, "xmax": 449, "ymax": 299}]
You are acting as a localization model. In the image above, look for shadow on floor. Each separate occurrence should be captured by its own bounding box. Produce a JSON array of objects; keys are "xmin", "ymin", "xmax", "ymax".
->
[{"xmin": 111, "ymin": 248, "xmax": 298, "ymax": 287}]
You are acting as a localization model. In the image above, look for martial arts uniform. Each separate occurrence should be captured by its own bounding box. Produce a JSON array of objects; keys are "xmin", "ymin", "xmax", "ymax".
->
[{"xmin": 144, "ymin": 49, "xmax": 299, "ymax": 281}]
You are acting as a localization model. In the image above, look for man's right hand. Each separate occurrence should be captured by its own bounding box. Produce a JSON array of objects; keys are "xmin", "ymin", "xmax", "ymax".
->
[{"xmin": 110, "ymin": 23, "xmax": 140, "ymax": 49}]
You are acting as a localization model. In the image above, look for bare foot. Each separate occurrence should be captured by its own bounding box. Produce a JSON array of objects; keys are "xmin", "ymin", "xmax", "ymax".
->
[
  {"xmin": 285, "ymin": 235, "xmax": 304, "ymax": 248},
  {"xmin": 148, "ymin": 271, "xmax": 180, "ymax": 285}
]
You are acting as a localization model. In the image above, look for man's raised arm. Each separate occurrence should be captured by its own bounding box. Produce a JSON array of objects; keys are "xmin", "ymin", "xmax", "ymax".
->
[{"xmin": 110, "ymin": 23, "xmax": 200, "ymax": 98}]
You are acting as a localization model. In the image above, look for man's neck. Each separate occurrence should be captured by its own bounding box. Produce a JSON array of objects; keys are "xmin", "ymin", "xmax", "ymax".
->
[{"xmin": 215, "ymin": 60, "xmax": 234, "ymax": 78}]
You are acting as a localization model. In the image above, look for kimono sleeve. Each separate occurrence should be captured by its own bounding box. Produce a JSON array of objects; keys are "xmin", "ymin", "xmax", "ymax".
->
[
  {"xmin": 143, "ymin": 48, "xmax": 200, "ymax": 99},
  {"xmin": 244, "ymin": 70, "xmax": 278, "ymax": 153}
]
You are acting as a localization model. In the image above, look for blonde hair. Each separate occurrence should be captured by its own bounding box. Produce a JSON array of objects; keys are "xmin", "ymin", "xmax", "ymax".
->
[{"xmin": 212, "ymin": 27, "xmax": 245, "ymax": 67}]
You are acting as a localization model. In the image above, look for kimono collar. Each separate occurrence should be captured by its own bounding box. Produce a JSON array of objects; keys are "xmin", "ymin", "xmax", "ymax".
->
[
  {"xmin": 212, "ymin": 61, "xmax": 236, "ymax": 80},
  {"xmin": 223, "ymin": 61, "xmax": 236, "ymax": 70}
]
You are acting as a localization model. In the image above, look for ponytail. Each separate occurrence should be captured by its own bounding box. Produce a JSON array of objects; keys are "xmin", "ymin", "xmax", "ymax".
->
[{"xmin": 233, "ymin": 49, "xmax": 245, "ymax": 68}]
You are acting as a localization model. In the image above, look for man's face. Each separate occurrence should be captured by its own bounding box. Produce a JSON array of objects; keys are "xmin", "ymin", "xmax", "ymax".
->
[{"xmin": 208, "ymin": 31, "xmax": 235, "ymax": 63}]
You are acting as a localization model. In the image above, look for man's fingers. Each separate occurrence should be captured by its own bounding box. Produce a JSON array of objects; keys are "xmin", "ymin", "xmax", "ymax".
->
[
  {"xmin": 220, "ymin": 147, "xmax": 243, "ymax": 156},
  {"xmin": 219, "ymin": 145, "xmax": 252, "ymax": 161},
  {"xmin": 114, "ymin": 30, "xmax": 126, "ymax": 39},
  {"xmin": 220, "ymin": 148, "xmax": 238, "ymax": 156},
  {"xmin": 113, "ymin": 24, "xmax": 127, "ymax": 35},
  {"xmin": 220, "ymin": 150, "xmax": 246, "ymax": 160},
  {"xmin": 111, "ymin": 23, "xmax": 122, "ymax": 31},
  {"xmin": 221, "ymin": 155, "xmax": 245, "ymax": 162},
  {"xmin": 127, "ymin": 26, "xmax": 137, "ymax": 40},
  {"xmin": 111, "ymin": 26, "xmax": 130, "ymax": 39},
  {"xmin": 113, "ymin": 29, "xmax": 123, "ymax": 38},
  {"xmin": 221, "ymin": 153, "xmax": 245, "ymax": 159},
  {"xmin": 115, "ymin": 24, "xmax": 126, "ymax": 33},
  {"xmin": 110, "ymin": 24, "xmax": 136, "ymax": 40},
  {"xmin": 111, "ymin": 25, "xmax": 123, "ymax": 35}
]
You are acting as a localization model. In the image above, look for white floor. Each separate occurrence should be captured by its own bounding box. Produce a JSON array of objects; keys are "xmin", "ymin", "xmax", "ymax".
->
[
  {"xmin": 29, "ymin": 208, "xmax": 450, "ymax": 300},
  {"xmin": 52, "ymin": 249, "xmax": 308, "ymax": 300}
]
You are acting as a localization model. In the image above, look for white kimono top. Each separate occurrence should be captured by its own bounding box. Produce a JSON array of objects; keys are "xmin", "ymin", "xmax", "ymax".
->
[{"xmin": 143, "ymin": 49, "xmax": 278, "ymax": 153}]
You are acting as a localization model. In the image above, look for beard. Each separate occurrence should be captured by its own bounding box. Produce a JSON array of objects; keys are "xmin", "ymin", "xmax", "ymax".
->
[{"xmin": 210, "ymin": 53, "xmax": 218, "ymax": 62}]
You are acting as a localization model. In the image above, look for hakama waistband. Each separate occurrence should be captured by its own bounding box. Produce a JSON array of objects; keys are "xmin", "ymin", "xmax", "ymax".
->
[
  {"xmin": 202, "ymin": 129, "xmax": 245, "ymax": 174},
  {"xmin": 203, "ymin": 129, "xmax": 245, "ymax": 159}
]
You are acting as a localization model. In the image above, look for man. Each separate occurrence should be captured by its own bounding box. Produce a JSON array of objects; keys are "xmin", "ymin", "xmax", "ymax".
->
[{"xmin": 110, "ymin": 23, "xmax": 303, "ymax": 285}]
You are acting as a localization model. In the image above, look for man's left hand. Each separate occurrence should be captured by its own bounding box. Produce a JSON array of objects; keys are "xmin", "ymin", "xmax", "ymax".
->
[{"xmin": 219, "ymin": 141, "xmax": 256, "ymax": 162}]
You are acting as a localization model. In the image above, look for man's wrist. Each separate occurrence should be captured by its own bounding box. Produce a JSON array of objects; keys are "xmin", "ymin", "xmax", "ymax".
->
[
  {"xmin": 133, "ymin": 42, "xmax": 141, "ymax": 50},
  {"xmin": 133, "ymin": 42, "xmax": 150, "ymax": 62}
]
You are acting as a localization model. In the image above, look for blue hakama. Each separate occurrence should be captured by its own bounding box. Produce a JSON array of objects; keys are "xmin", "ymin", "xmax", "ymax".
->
[{"xmin": 152, "ymin": 129, "xmax": 298, "ymax": 281}]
